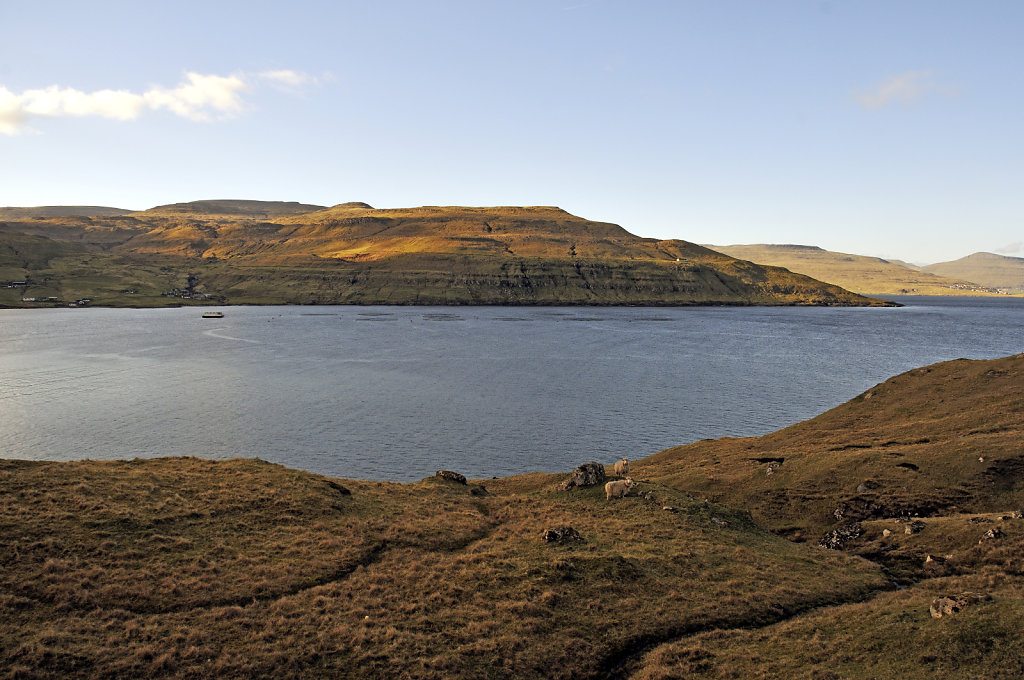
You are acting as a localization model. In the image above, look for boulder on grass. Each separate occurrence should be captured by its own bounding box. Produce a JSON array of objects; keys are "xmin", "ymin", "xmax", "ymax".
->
[{"xmin": 559, "ymin": 462, "xmax": 606, "ymax": 491}]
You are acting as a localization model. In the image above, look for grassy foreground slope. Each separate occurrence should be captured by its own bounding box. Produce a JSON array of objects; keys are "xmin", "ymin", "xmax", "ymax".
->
[
  {"xmin": 1, "ymin": 201, "xmax": 888, "ymax": 306},
  {"xmin": 707, "ymin": 243, "xmax": 997, "ymax": 296},
  {"xmin": 3, "ymin": 356, "xmax": 1024, "ymax": 678},
  {"xmin": 0, "ymin": 459, "xmax": 885, "ymax": 679},
  {"xmin": 643, "ymin": 353, "xmax": 1024, "ymax": 540},
  {"xmin": 629, "ymin": 354, "xmax": 1024, "ymax": 680}
]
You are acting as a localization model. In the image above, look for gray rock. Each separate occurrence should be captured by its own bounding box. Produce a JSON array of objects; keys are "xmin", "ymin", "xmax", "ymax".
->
[
  {"xmin": 559, "ymin": 462, "xmax": 606, "ymax": 491},
  {"xmin": 436, "ymin": 470, "xmax": 467, "ymax": 485},
  {"xmin": 542, "ymin": 526, "xmax": 584, "ymax": 543},
  {"xmin": 980, "ymin": 527, "xmax": 1004, "ymax": 543},
  {"xmin": 930, "ymin": 593, "xmax": 990, "ymax": 618},
  {"xmin": 904, "ymin": 520, "xmax": 926, "ymax": 535},
  {"xmin": 819, "ymin": 522, "xmax": 863, "ymax": 550}
]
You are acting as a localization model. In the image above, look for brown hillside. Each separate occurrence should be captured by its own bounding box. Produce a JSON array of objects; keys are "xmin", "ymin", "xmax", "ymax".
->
[
  {"xmin": 642, "ymin": 353, "xmax": 1024, "ymax": 541},
  {"xmin": 923, "ymin": 252, "xmax": 1024, "ymax": 292},
  {"xmin": 138, "ymin": 199, "xmax": 327, "ymax": 218},
  {"xmin": 708, "ymin": 243, "xmax": 993, "ymax": 295},
  {"xmin": 0, "ymin": 206, "xmax": 133, "ymax": 219},
  {"xmin": 0, "ymin": 458, "xmax": 886, "ymax": 679},
  {"xmin": 1, "ymin": 202, "xmax": 889, "ymax": 307}
]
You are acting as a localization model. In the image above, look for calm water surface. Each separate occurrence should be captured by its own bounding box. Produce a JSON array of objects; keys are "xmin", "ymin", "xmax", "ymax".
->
[{"xmin": 1, "ymin": 297, "xmax": 1021, "ymax": 480}]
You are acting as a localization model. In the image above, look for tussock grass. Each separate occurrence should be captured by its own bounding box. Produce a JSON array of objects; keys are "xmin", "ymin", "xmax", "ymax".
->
[
  {"xmin": 0, "ymin": 459, "xmax": 884, "ymax": 679},
  {"xmin": 4, "ymin": 355, "xmax": 1023, "ymax": 678}
]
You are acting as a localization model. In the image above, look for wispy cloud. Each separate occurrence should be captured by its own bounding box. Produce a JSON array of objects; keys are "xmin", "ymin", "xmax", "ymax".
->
[
  {"xmin": 0, "ymin": 69, "xmax": 319, "ymax": 135},
  {"xmin": 259, "ymin": 69, "xmax": 320, "ymax": 88},
  {"xmin": 855, "ymin": 70, "xmax": 954, "ymax": 110},
  {"xmin": 995, "ymin": 241, "xmax": 1022, "ymax": 255}
]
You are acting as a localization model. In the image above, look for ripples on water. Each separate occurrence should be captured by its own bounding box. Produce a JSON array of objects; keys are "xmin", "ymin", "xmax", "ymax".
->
[{"xmin": 0, "ymin": 297, "xmax": 1021, "ymax": 481}]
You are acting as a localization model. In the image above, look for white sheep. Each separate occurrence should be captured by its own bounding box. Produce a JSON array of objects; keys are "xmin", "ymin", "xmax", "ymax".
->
[
  {"xmin": 605, "ymin": 477, "xmax": 635, "ymax": 500},
  {"xmin": 613, "ymin": 457, "xmax": 630, "ymax": 477}
]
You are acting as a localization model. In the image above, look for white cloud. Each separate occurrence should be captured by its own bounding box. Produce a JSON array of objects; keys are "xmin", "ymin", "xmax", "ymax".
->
[
  {"xmin": 855, "ymin": 70, "xmax": 951, "ymax": 110},
  {"xmin": 995, "ymin": 241, "xmax": 1022, "ymax": 255},
  {"xmin": 0, "ymin": 69, "xmax": 319, "ymax": 134},
  {"xmin": 143, "ymin": 72, "xmax": 249, "ymax": 121},
  {"xmin": 259, "ymin": 69, "xmax": 317, "ymax": 87}
]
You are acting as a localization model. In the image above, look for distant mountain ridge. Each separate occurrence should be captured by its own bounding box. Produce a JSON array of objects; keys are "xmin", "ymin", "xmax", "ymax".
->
[
  {"xmin": 922, "ymin": 252, "xmax": 1024, "ymax": 292},
  {"xmin": 139, "ymin": 199, "xmax": 328, "ymax": 217},
  {"xmin": 0, "ymin": 206, "xmax": 133, "ymax": 219},
  {"xmin": 707, "ymin": 243, "xmax": 1003, "ymax": 296},
  {"xmin": 0, "ymin": 200, "xmax": 886, "ymax": 307}
]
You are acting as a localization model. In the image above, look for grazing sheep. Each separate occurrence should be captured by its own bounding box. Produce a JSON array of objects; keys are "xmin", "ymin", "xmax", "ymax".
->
[
  {"xmin": 605, "ymin": 478, "xmax": 635, "ymax": 500},
  {"xmin": 613, "ymin": 457, "xmax": 630, "ymax": 477}
]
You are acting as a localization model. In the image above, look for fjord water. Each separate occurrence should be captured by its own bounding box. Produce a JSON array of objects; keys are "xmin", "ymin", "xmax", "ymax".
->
[{"xmin": 1, "ymin": 297, "xmax": 1021, "ymax": 481}]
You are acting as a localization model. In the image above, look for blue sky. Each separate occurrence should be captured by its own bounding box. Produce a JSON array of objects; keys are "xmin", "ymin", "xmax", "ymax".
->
[{"xmin": 1, "ymin": 1, "xmax": 1021, "ymax": 264}]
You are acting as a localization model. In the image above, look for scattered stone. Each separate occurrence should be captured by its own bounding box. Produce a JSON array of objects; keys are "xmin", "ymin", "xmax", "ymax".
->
[
  {"xmin": 662, "ymin": 506, "xmax": 677, "ymax": 513},
  {"xmin": 967, "ymin": 516, "xmax": 992, "ymax": 524},
  {"xmin": 542, "ymin": 526, "xmax": 584, "ymax": 543},
  {"xmin": 833, "ymin": 504, "xmax": 848, "ymax": 521},
  {"xmin": 980, "ymin": 527, "xmax": 1004, "ymax": 543},
  {"xmin": 558, "ymin": 462, "xmax": 606, "ymax": 491},
  {"xmin": 930, "ymin": 593, "xmax": 990, "ymax": 618},
  {"xmin": 979, "ymin": 457, "xmax": 985, "ymax": 463},
  {"xmin": 1008, "ymin": 511, "xmax": 1023, "ymax": 520},
  {"xmin": 436, "ymin": 470, "xmax": 467, "ymax": 485},
  {"xmin": 711, "ymin": 516, "xmax": 728, "ymax": 527},
  {"xmin": 904, "ymin": 520, "xmax": 926, "ymax": 535},
  {"xmin": 765, "ymin": 461, "xmax": 781, "ymax": 476},
  {"xmin": 819, "ymin": 522, "xmax": 863, "ymax": 550},
  {"xmin": 882, "ymin": 529, "xmax": 892, "ymax": 537}
]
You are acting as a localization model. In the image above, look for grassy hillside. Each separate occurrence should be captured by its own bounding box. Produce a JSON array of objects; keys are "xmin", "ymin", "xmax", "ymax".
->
[
  {"xmin": 629, "ymin": 353, "xmax": 1024, "ymax": 679},
  {"xmin": 0, "ymin": 459, "xmax": 885, "ymax": 679},
  {"xmin": 643, "ymin": 353, "xmax": 1024, "ymax": 540},
  {"xmin": 0, "ymin": 202, "xmax": 889, "ymax": 307},
  {"xmin": 923, "ymin": 252, "xmax": 1024, "ymax": 293},
  {"xmin": 707, "ymin": 243, "xmax": 998, "ymax": 296},
  {"xmin": 3, "ymin": 354, "xmax": 1024, "ymax": 678},
  {"xmin": 0, "ymin": 206, "xmax": 133, "ymax": 219},
  {"xmin": 139, "ymin": 199, "xmax": 328, "ymax": 218}
]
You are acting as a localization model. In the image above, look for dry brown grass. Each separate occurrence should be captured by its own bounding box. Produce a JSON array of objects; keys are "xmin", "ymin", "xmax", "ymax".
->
[
  {"xmin": 0, "ymin": 459, "xmax": 885, "ymax": 679},
  {"xmin": 642, "ymin": 354, "xmax": 1024, "ymax": 541},
  {"xmin": 5, "ymin": 355, "xmax": 1024, "ymax": 678}
]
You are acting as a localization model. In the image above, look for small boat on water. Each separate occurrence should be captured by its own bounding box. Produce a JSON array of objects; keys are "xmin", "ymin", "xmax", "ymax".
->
[{"xmin": 202, "ymin": 311, "xmax": 225, "ymax": 319}]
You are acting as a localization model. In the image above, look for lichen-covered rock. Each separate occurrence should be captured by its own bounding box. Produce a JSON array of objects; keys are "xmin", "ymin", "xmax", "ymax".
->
[
  {"xmin": 558, "ymin": 462, "xmax": 606, "ymax": 491},
  {"xmin": 436, "ymin": 470, "xmax": 467, "ymax": 485},
  {"xmin": 980, "ymin": 527, "xmax": 1004, "ymax": 543},
  {"xmin": 930, "ymin": 593, "xmax": 990, "ymax": 618},
  {"xmin": 819, "ymin": 522, "xmax": 863, "ymax": 550},
  {"xmin": 542, "ymin": 526, "xmax": 584, "ymax": 543},
  {"xmin": 904, "ymin": 519, "xmax": 926, "ymax": 535}
]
